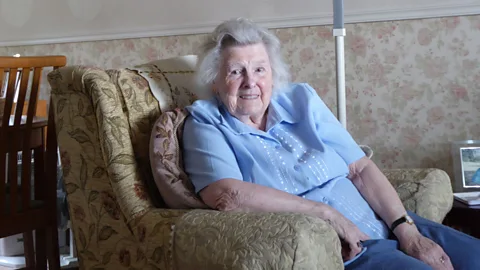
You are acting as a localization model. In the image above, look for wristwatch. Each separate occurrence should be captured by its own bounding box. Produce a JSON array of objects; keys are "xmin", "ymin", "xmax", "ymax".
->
[{"xmin": 390, "ymin": 214, "xmax": 414, "ymax": 232}]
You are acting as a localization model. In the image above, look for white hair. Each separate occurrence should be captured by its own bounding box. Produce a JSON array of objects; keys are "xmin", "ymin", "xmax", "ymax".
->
[{"xmin": 195, "ymin": 17, "xmax": 290, "ymax": 93}]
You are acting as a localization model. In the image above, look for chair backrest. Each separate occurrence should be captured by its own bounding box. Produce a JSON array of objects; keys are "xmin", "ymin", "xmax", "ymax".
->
[
  {"xmin": 100, "ymin": 56, "xmax": 207, "ymax": 212},
  {"xmin": 0, "ymin": 56, "xmax": 66, "ymax": 217}
]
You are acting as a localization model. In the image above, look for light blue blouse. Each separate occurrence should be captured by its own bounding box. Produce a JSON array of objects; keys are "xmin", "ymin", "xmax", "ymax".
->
[{"xmin": 182, "ymin": 83, "xmax": 389, "ymax": 240}]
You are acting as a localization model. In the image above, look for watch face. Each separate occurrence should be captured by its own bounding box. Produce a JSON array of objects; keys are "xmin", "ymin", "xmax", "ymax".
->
[{"xmin": 406, "ymin": 215, "xmax": 414, "ymax": 224}]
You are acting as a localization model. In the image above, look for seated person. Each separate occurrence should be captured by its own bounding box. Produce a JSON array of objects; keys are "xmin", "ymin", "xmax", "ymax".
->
[{"xmin": 182, "ymin": 17, "xmax": 480, "ymax": 270}]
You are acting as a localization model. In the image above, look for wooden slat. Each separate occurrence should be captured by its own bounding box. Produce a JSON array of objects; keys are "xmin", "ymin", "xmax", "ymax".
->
[
  {"xmin": 2, "ymin": 68, "xmax": 17, "ymax": 128},
  {"xmin": 13, "ymin": 68, "xmax": 30, "ymax": 126},
  {"xmin": 0, "ymin": 155, "xmax": 3, "ymax": 215},
  {"xmin": 34, "ymin": 227, "xmax": 47, "ymax": 268},
  {"xmin": 12, "ymin": 99, "xmax": 48, "ymax": 148},
  {"xmin": 0, "ymin": 68, "xmax": 4, "ymax": 97},
  {"xmin": 33, "ymin": 147, "xmax": 45, "ymax": 202},
  {"xmin": 8, "ymin": 143, "xmax": 18, "ymax": 215},
  {"xmin": 26, "ymin": 67, "xmax": 42, "ymax": 125},
  {"xmin": 12, "ymin": 100, "xmax": 48, "ymax": 117},
  {"xmin": 0, "ymin": 208, "xmax": 49, "ymax": 237},
  {"xmin": 23, "ymin": 231, "xmax": 35, "ymax": 268},
  {"xmin": 0, "ymin": 153, "xmax": 3, "ymax": 216},
  {"xmin": 0, "ymin": 68, "xmax": 4, "ymax": 214},
  {"xmin": 21, "ymin": 67, "xmax": 42, "ymax": 211},
  {"xmin": 0, "ymin": 116, "xmax": 48, "ymax": 130},
  {"xmin": 15, "ymin": 68, "xmax": 32, "ymax": 212},
  {"xmin": 0, "ymin": 56, "xmax": 66, "ymax": 69},
  {"xmin": 5, "ymin": 69, "xmax": 19, "ymax": 216}
]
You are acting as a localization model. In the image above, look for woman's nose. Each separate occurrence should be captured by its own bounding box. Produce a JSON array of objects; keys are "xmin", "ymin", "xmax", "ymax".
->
[{"xmin": 242, "ymin": 73, "xmax": 256, "ymax": 89}]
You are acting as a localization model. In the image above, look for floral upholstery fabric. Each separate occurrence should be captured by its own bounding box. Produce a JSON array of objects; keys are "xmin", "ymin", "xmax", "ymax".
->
[
  {"xmin": 48, "ymin": 66, "xmax": 149, "ymax": 269},
  {"xmin": 173, "ymin": 210, "xmax": 343, "ymax": 270},
  {"xmin": 87, "ymin": 68, "xmax": 154, "ymax": 223},
  {"xmin": 384, "ymin": 168, "xmax": 453, "ymax": 223},
  {"xmin": 47, "ymin": 61, "xmax": 453, "ymax": 270},
  {"xmin": 107, "ymin": 68, "xmax": 165, "ymax": 208}
]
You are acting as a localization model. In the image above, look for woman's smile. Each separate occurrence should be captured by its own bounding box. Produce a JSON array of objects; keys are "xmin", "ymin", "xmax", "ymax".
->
[{"xmin": 239, "ymin": 94, "xmax": 260, "ymax": 100}]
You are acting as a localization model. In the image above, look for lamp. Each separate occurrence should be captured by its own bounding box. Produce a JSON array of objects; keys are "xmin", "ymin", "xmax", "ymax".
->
[{"xmin": 333, "ymin": 0, "xmax": 347, "ymax": 129}]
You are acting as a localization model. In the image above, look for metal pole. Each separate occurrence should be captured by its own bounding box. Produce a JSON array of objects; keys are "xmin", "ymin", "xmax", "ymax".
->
[
  {"xmin": 334, "ymin": 30, "xmax": 346, "ymax": 129},
  {"xmin": 333, "ymin": 0, "xmax": 347, "ymax": 129}
]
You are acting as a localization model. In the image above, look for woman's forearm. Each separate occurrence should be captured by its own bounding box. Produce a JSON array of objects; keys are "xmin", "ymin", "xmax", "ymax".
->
[
  {"xmin": 200, "ymin": 178, "xmax": 333, "ymax": 220},
  {"xmin": 348, "ymin": 157, "xmax": 419, "ymax": 239}
]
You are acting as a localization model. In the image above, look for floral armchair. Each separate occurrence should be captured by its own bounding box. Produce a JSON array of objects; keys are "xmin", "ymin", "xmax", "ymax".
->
[{"xmin": 47, "ymin": 56, "xmax": 453, "ymax": 270}]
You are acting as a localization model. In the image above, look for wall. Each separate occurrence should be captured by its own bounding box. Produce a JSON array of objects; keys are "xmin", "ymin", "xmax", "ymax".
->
[
  {"xmin": 1, "ymin": 0, "xmax": 479, "ymax": 45},
  {"xmin": 1, "ymin": 15, "xmax": 479, "ymax": 180}
]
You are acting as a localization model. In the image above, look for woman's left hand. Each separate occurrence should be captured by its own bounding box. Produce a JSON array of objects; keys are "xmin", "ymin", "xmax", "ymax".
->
[{"xmin": 399, "ymin": 232, "xmax": 453, "ymax": 270}]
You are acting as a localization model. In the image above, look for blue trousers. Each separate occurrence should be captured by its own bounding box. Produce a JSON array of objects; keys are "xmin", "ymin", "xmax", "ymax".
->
[{"xmin": 345, "ymin": 211, "xmax": 480, "ymax": 270}]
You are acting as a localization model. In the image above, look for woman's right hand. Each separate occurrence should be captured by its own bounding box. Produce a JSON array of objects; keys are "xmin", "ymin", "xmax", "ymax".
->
[{"xmin": 324, "ymin": 208, "xmax": 370, "ymax": 261}]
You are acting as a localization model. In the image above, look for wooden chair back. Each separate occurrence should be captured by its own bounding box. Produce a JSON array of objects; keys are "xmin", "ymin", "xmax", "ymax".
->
[
  {"xmin": 0, "ymin": 55, "xmax": 66, "ymax": 219},
  {"xmin": 12, "ymin": 99, "xmax": 48, "ymax": 116}
]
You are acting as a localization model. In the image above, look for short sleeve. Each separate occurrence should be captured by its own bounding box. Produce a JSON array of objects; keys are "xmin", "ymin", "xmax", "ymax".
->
[
  {"xmin": 182, "ymin": 116, "xmax": 243, "ymax": 193},
  {"xmin": 304, "ymin": 83, "xmax": 365, "ymax": 165}
]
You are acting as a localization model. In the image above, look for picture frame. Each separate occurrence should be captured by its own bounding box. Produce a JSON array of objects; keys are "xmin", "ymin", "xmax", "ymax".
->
[{"xmin": 451, "ymin": 140, "xmax": 480, "ymax": 193}]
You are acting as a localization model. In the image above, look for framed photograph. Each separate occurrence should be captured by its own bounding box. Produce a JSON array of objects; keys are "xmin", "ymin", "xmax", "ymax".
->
[{"xmin": 452, "ymin": 140, "xmax": 480, "ymax": 193}]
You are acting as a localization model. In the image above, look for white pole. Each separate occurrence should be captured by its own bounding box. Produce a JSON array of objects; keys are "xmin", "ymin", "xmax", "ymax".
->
[
  {"xmin": 334, "ymin": 31, "xmax": 346, "ymax": 129},
  {"xmin": 333, "ymin": 0, "xmax": 347, "ymax": 129}
]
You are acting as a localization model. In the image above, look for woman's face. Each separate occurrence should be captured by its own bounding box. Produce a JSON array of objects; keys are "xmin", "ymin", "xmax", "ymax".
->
[{"xmin": 214, "ymin": 43, "xmax": 273, "ymax": 121}]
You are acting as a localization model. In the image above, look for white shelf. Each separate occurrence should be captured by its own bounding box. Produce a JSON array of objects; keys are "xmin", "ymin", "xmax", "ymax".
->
[
  {"xmin": 0, "ymin": 251, "xmax": 78, "ymax": 269},
  {"xmin": 0, "ymin": 223, "xmax": 78, "ymax": 269}
]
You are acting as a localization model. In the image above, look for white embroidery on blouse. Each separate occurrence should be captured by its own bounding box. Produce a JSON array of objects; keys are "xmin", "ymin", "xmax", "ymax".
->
[
  {"xmin": 273, "ymin": 127, "xmax": 331, "ymax": 185},
  {"xmin": 256, "ymin": 136, "xmax": 294, "ymax": 192},
  {"xmin": 265, "ymin": 126, "xmax": 387, "ymax": 239}
]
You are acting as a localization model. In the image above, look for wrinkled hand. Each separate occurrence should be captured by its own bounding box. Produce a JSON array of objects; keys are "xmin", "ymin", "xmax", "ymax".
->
[
  {"xmin": 326, "ymin": 209, "xmax": 370, "ymax": 261},
  {"xmin": 399, "ymin": 233, "xmax": 453, "ymax": 270}
]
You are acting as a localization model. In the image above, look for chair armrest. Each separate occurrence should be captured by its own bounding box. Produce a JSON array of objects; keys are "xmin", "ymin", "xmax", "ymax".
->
[
  {"xmin": 383, "ymin": 168, "xmax": 453, "ymax": 223},
  {"xmin": 132, "ymin": 209, "xmax": 343, "ymax": 270}
]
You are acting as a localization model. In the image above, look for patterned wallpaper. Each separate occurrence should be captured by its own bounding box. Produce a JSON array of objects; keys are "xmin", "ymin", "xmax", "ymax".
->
[{"xmin": 1, "ymin": 15, "xmax": 479, "ymax": 180}]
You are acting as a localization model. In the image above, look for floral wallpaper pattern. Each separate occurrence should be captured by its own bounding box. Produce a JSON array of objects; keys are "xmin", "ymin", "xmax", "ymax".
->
[{"xmin": 1, "ymin": 15, "xmax": 479, "ymax": 181}]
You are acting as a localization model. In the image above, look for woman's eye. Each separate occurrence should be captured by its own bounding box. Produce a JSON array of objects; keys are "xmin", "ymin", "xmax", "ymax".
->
[
  {"xmin": 256, "ymin": 67, "xmax": 265, "ymax": 72},
  {"xmin": 231, "ymin": 70, "xmax": 241, "ymax": 75}
]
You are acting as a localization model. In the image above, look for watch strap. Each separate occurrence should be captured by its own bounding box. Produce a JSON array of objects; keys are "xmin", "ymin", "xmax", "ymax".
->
[{"xmin": 390, "ymin": 215, "xmax": 412, "ymax": 232}]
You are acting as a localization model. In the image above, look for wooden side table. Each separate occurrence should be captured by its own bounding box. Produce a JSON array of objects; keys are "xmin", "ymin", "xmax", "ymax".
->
[{"xmin": 443, "ymin": 200, "xmax": 480, "ymax": 238}]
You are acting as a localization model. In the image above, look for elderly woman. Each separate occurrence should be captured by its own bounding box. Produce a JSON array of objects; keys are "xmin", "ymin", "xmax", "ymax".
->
[{"xmin": 182, "ymin": 18, "xmax": 480, "ymax": 269}]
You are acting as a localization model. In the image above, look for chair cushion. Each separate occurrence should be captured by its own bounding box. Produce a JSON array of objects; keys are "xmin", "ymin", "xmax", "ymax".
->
[
  {"xmin": 128, "ymin": 55, "xmax": 212, "ymax": 113},
  {"xmin": 149, "ymin": 108, "xmax": 208, "ymax": 209}
]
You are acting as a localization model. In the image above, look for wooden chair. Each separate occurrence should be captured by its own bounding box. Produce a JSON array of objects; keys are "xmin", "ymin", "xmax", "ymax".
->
[{"xmin": 0, "ymin": 56, "xmax": 66, "ymax": 269}]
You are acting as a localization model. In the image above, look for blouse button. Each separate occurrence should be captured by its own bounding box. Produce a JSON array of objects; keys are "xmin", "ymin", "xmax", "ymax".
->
[
  {"xmin": 275, "ymin": 145, "xmax": 281, "ymax": 150},
  {"xmin": 294, "ymin": 165, "xmax": 300, "ymax": 171}
]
